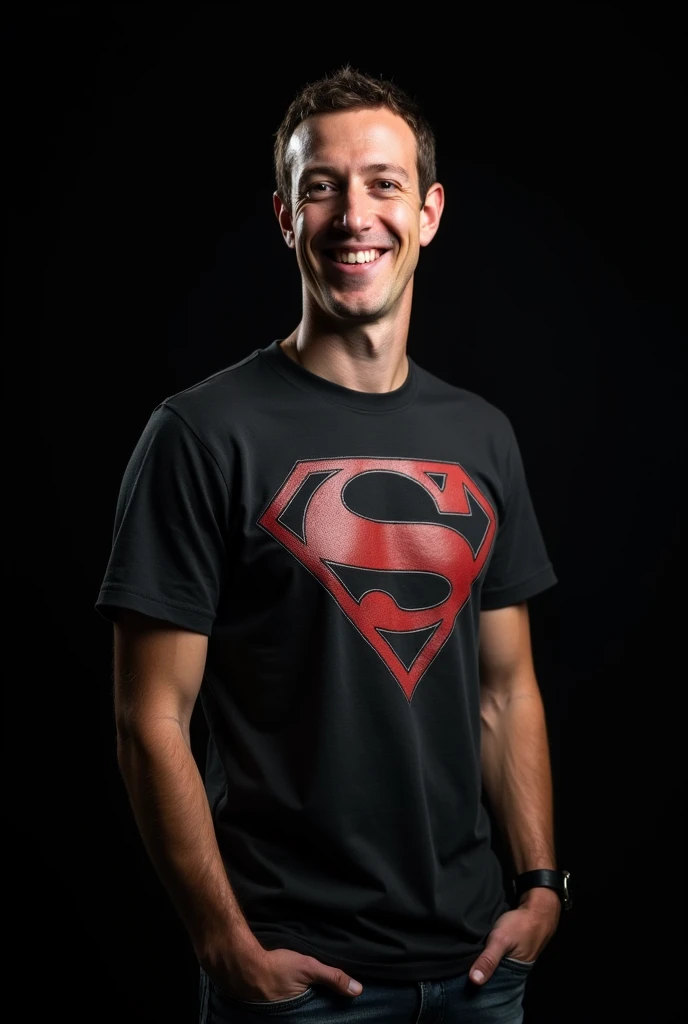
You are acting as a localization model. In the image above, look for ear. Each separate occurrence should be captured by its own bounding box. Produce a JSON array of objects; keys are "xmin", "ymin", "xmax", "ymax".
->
[
  {"xmin": 273, "ymin": 191, "xmax": 295, "ymax": 248},
  {"xmin": 419, "ymin": 182, "xmax": 445, "ymax": 247}
]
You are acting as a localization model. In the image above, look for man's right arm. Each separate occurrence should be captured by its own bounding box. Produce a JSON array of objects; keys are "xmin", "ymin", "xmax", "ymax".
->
[{"xmin": 113, "ymin": 607, "xmax": 261, "ymax": 977}]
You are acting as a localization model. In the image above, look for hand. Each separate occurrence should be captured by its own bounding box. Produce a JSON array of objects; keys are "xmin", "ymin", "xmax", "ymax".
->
[
  {"xmin": 469, "ymin": 888, "xmax": 561, "ymax": 985},
  {"xmin": 205, "ymin": 941, "xmax": 364, "ymax": 1003}
]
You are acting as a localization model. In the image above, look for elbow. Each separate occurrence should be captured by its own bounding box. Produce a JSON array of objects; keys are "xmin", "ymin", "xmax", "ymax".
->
[
  {"xmin": 114, "ymin": 710, "xmax": 155, "ymax": 770},
  {"xmin": 115, "ymin": 704, "xmax": 142, "ymax": 751},
  {"xmin": 115, "ymin": 716, "xmax": 143, "ymax": 778},
  {"xmin": 115, "ymin": 709, "xmax": 187, "ymax": 770},
  {"xmin": 479, "ymin": 670, "xmax": 542, "ymax": 726},
  {"xmin": 479, "ymin": 685, "xmax": 510, "ymax": 732}
]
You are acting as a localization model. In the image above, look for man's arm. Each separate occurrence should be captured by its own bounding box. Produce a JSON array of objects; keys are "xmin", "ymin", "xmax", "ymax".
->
[
  {"xmin": 478, "ymin": 601, "xmax": 556, "ymax": 876},
  {"xmin": 468, "ymin": 600, "xmax": 561, "ymax": 983},
  {"xmin": 113, "ymin": 608, "xmax": 261, "ymax": 976}
]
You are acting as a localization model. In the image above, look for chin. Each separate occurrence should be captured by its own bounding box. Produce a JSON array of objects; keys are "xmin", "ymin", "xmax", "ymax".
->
[
  {"xmin": 332, "ymin": 307, "xmax": 385, "ymax": 324},
  {"xmin": 323, "ymin": 293, "xmax": 390, "ymax": 323}
]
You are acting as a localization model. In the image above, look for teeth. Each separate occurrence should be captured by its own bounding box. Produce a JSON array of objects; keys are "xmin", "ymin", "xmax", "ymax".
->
[{"xmin": 334, "ymin": 249, "xmax": 381, "ymax": 264}]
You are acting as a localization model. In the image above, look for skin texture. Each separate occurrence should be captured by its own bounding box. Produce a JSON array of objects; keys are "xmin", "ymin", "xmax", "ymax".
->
[{"xmin": 112, "ymin": 104, "xmax": 560, "ymax": 1006}]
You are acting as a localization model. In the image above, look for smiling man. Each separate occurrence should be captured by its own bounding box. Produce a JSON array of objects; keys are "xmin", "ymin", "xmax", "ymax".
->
[{"xmin": 96, "ymin": 67, "xmax": 568, "ymax": 1023}]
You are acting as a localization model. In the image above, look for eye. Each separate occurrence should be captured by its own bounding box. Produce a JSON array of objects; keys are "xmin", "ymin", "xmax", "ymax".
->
[
  {"xmin": 376, "ymin": 180, "xmax": 398, "ymax": 191},
  {"xmin": 305, "ymin": 182, "xmax": 336, "ymax": 199}
]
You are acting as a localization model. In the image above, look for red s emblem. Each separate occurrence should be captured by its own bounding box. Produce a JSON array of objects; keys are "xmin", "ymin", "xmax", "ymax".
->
[{"xmin": 257, "ymin": 458, "xmax": 496, "ymax": 702}]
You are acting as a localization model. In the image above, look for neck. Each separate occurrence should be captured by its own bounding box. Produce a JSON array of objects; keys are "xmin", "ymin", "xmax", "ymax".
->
[{"xmin": 281, "ymin": 292, "xmax": 413, "ymax": 394}]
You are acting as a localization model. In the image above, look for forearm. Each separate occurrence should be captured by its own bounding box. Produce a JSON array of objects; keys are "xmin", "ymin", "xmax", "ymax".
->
[
  {"xmin": 480, "ymin": 675, "xmax": 555, "ymax": 875},
  {"xmin": 117, "ymin": 719, "xmax": 259, "ymax": 961}
]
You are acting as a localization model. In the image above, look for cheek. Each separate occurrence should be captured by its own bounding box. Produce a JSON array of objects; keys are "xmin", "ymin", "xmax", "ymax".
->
[
  {"xmin": 388, "ymin": 208, "xmax": 419, "ymax": 251},
  {"xmin": 293, "ymin": 214, "xmax": 307, "ymax": 247},
  {"xmin": 294, "ymin": 208, "xmax": 325, "ymax": 249}
]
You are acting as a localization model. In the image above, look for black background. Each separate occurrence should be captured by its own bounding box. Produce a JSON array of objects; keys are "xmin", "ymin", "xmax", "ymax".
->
[{"xmin": 7, "ymin": 5, "xmax": 685, "ymax": 1022}]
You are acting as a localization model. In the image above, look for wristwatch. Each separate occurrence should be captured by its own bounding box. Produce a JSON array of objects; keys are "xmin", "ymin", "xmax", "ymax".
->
[{"xmin": 513, "ymin": 869, "xmax": 573, "ymax": 911}]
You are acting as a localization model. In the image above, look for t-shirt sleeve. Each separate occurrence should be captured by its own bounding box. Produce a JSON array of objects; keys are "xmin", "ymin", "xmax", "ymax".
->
[
  {"xmin": 480, "ymin": 421, "xmax": 557, "ymax": 609},
  {"xmin": 94, "ymin": 403, "xmax": 230, "ymax": 635}
]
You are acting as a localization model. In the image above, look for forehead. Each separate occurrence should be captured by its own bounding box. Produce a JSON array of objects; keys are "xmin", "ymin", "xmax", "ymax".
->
[{"xmin": 288, "ymin": 107, "xmax": 418, "ymax": 183}]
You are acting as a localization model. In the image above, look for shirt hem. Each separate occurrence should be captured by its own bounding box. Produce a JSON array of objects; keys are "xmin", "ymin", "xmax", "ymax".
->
[
  {"xmin": 480, "ymin": 564, "xmax": 558, "ymax": 610},
  {"xmin": 250, "ymin": 931, "xmax": 491, "ymax": 982},
  {"xmin": 94, "ymin": 587, "xmax": 214, "ymax": 635}
]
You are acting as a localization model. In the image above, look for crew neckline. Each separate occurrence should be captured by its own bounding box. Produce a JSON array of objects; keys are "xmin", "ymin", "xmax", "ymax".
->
[{"xmin": 259, "ymin": 339, "xmax": 419, "ymax": 413}]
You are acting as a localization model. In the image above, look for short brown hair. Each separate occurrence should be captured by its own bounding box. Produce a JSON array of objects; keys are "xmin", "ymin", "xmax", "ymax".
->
[{"xmin": 274, "ymin": 65, "xmax": 437, "ymax": 210}]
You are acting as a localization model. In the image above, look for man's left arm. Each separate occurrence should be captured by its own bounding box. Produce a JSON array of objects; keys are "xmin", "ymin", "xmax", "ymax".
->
[{"xmin": 469, "ymin": 600, "xmax": 561, "ymax": 985}]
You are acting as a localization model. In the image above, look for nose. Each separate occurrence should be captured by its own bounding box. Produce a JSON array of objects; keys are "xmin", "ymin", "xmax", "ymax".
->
[{"xmin": 333, "ymin": 184, "xmax": 374, "ymax": 236}]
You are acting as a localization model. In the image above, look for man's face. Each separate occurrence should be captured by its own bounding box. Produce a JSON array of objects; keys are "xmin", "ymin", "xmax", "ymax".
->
[{"xmin": 274, "ymin": 107, "xmax": 443, "ymax": 323}]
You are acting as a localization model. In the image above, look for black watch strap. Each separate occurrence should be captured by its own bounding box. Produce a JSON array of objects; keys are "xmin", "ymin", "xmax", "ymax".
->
[{"xmin": 513, "ymin": 869, "xmax": 572, "ymax": 910}]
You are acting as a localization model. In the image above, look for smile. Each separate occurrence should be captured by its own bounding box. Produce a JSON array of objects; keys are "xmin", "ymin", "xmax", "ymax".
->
[{"xmin": 326, "ymin": 248, "xmax": 386, "ymax": 265}]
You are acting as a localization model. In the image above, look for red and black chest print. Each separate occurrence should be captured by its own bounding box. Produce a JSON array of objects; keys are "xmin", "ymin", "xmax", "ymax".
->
[{"xmin": 257, "ymin": 458, "xmax": 496, "ymax": 702}]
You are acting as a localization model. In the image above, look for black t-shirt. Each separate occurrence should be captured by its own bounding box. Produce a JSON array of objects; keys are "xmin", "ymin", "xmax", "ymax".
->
[{"xmin": 95, "ymin": 339, "xmax": 557, "ymax": 982}]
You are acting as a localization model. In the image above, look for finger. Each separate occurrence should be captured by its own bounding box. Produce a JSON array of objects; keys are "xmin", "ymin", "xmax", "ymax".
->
[
  {"xmin": 310, "ymin": 959, "xmax": 363, "ymax": 998},
  {"xmin": 469, "ymin": 941, "xmax": 507, "ymax": 985}
]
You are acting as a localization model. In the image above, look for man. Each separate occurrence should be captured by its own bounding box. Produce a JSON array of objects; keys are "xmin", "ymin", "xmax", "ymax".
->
[{"xmin": 96, "ymin": 66, "xmax": 569, "ymax": 1022}]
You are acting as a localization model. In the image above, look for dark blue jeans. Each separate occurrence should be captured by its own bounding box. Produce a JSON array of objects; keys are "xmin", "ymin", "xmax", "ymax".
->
[{"xmin": 198, "ymin": 957, "xmax": 534, "ymax": 1022}]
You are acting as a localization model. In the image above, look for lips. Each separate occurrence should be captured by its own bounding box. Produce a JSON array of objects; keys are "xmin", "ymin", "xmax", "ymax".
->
[
  {"xmin": 321, "ymin": 247, "xmax": 391, "ymax": 273},
  {"xmin": 328, "ymin": 247, "xmax": 385, "ymax": 265}
]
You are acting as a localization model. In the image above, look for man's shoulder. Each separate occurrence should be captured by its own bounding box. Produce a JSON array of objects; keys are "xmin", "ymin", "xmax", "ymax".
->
[
  {"xmin": 156, "ymin": 346, "xmax": 265, "ymax": 432},
  {"xmin": 414, "ymin": 359, "xmax": 514, "ymax": 437}
]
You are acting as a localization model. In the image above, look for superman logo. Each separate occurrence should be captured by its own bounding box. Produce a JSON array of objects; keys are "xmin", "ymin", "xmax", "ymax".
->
[{"xmin": 257, "ymin": 458, "xmax": 496, "ymax": 702}]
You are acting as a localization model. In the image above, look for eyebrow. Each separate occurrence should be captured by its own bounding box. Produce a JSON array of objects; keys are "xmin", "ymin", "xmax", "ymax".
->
[
  {"xmin": 298, "ymin": 163, "xmax": 411, "ymax": 186},
  {"xmin": 361, "ymin": 163, "xmax": 410, "ymax": 180}
]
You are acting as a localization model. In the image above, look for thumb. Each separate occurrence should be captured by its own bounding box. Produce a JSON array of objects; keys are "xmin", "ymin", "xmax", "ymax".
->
[
  {"xmin": 315, "ymin": 961, "xmax": 363, "ymax": 998},
  {"xmin": 469, "ymin": 940, "xmax": 506, "ymax": 986}
]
